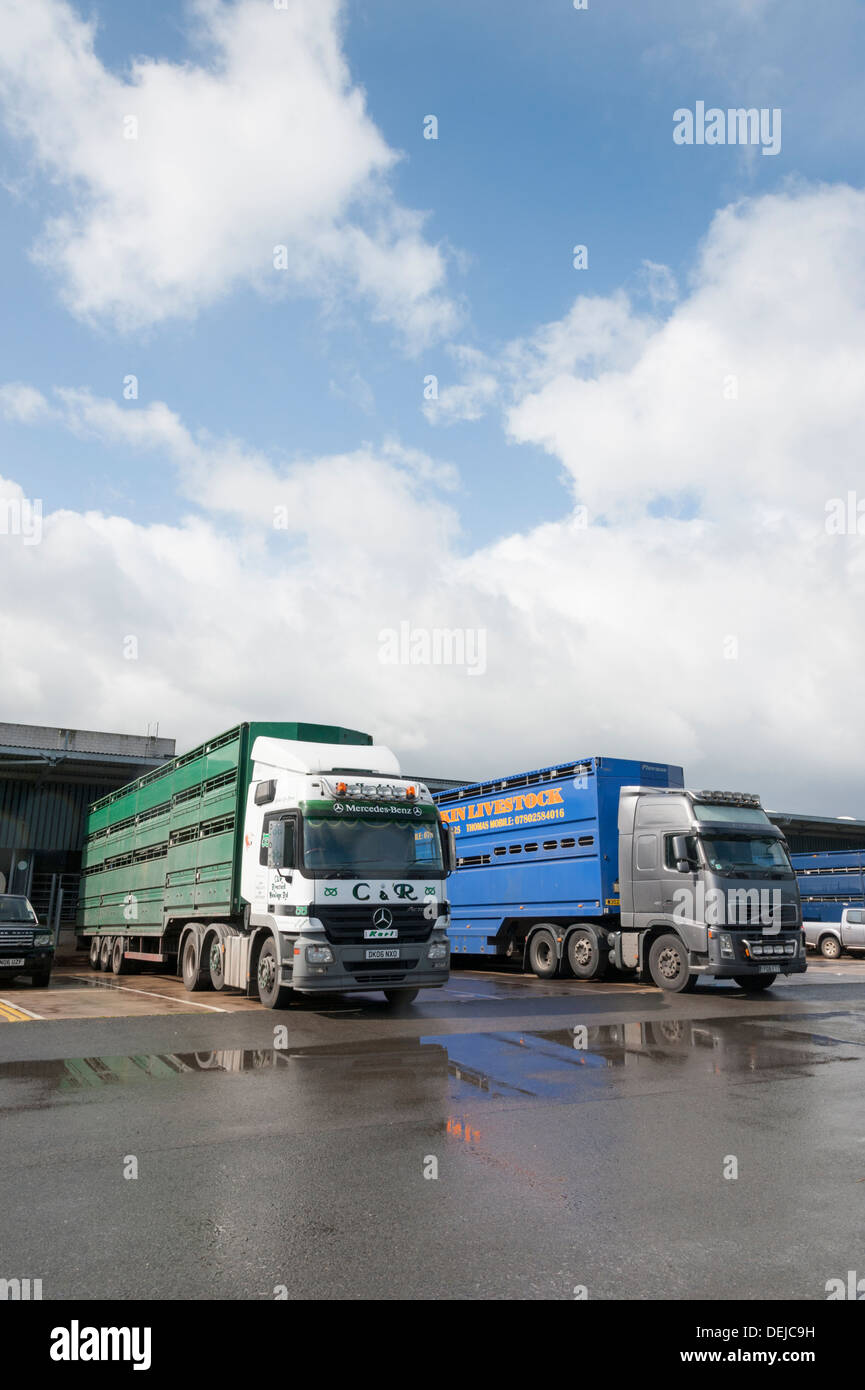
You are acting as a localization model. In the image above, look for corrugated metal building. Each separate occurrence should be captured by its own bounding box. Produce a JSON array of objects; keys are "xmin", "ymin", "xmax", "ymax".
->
[{"xmin": 0, "ymin": 722, "xmax": 175, "ymax": 935}]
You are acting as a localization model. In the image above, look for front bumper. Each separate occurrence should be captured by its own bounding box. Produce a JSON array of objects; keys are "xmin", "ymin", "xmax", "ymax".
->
[
  {"xmin": 283, "ymin": 931, "xmax": 450, "ymax": 994},
  {"xmin": 0, "ymin": 949, "xmax": 54, "ymax": 974},
  {"xmin": 698, "ymin": 931, "xmax": 806, "ymax": 977}
]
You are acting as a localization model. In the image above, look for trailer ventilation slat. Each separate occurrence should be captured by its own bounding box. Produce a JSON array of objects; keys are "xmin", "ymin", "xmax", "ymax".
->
[
  {"xmin": 433, "ymin": 760, "xmax": 593, "ymax": 804},
  {"xmin": 201, "ymin": 815, "xmax": 235, "ymax": 838},
  {"xmin": 133, "ymin": 842, "xmax": 168, "ymax": 864},
  {"xmin": 169, "ymin": 825, "xmax": 199, "ymax": 847},
  {"xmin": 173, "ymin": 784, "xmax": 201, "ymax": 808},
  {"xmin": 204, "ymin": 770, "xmax": 237, "ymax": 794}
]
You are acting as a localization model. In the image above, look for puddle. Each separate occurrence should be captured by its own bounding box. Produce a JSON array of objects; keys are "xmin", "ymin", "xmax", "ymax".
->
[
  {"xmin": 0, "ymin": 1038, "xmax": 449, "ymax": 1095},
  {"xmin": 1, "ymin": 1015, "xmax": 862, "ymax": 1106},
  {"xmin": 424, "ymin": 1016, "xmax": 865, "ymax": 1102}
]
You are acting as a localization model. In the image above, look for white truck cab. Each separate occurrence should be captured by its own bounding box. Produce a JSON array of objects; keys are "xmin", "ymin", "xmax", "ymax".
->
[{"xmin": 236, "ymin": 737, "xmax": 452, "ymax": 1006}]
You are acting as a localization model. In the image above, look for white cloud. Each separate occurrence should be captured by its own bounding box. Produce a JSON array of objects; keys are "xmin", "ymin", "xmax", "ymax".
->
[
  {"xmin": 638, "ymin": 260, "xmax": 679, "ymax": 306},
  {"xmin": 0, "ymin": 382, "xmax": 51, "ymax": 423},
  {"xmin": 0, "ymin": 0, "xmax": 457, "ymax": 347},
  {"xmin": 423, "ymin": 346, "xmax": 500, "ymax": 425},
  {"xmin": 505, "ymin": 185, "xmax": 865, "ymax": 525},
  {"xmin": 3, "ymin": 184, "xmax": 865, "ymax": 813}
]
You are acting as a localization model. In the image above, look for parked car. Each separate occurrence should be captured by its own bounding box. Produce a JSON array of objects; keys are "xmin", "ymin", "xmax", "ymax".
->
[
  {"xmin": 804, "ymin": 907, "xmax": 865, "ymax": 959},
  {"xmin": 0, "ymin": 894, "xmax": 54, "ymax": 986}
]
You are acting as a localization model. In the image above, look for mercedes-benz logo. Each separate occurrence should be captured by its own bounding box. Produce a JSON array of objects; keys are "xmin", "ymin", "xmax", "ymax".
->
[{"xmin": 373, "ymin": 907, "xmax": 393, "ymax": 929}]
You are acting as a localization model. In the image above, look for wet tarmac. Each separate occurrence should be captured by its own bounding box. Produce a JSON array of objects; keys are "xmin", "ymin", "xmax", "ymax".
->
[{"xmin": 1, "ymin": 960, "xmax": 865, "ymax": 1299}]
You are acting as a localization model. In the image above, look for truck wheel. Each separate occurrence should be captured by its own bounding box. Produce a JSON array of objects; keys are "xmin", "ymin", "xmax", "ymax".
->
[
  {"xmin": 111, "ymin": 937, "xmax": 129, "ymax": 975},
  {"xmin": 384, "ymin": 988, "xmax": 420, "ymax": 1008},
  {"xmin": 89, "ymin": 937, "xmax": 101, "ymax": 970},
  {"xmin": 648, "ymin": 934, "xmax": 696, "ymax": 993},
  {"xmin": 528, "ymin": 928, "xmax": 559, "ymax": 979},
  {"xmin": 99, "ymin": 936, "xmax": 113, "ymax": 971},
  {"xmin": 820, "ymin": 935, "xmax": 841, "ymax": 959},
  {"xmin": 566, "ymin": 928, "xmax": 608, "ymax": 980},
  {"xmin": 257, "ymin": 939, "xmax": 291, "ymax": 1009},
  {"xmin": 208, "ymin": 938, "xmax": 226, "ymax": 990},
  {"xmin": 181, "ymin": 937, "xmax": 211, "ymax": 993},
  {"xmin": 733, "ymin": 974, "xmax": 778, "ymax": 992}
]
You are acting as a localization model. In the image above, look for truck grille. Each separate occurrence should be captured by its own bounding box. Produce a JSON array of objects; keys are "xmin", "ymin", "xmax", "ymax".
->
[
  {"xmin": 0, "ymin": 929, "xmax": 35, "ymax": 952},
  {"xmin": 345, "ymin": 959, "xmax": 419, "ymax": 973},
  {"xmin": 314, "ymin": 903, "xmax": 433, "ymax": 946}
]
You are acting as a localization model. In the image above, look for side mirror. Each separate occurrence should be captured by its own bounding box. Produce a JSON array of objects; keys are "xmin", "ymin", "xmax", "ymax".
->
[
  {"xmin": 671, "ymin": 835, "xmax": 693, "ymax": 873},
  {"xmin": 439, "ymin": 819, "xmax": 457, "ymax": 875}
]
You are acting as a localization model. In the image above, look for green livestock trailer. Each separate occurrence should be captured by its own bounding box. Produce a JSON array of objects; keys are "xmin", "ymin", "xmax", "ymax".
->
[{"xmin": 77, "ymin": 720, "xmax": 372, "ymax": 945}]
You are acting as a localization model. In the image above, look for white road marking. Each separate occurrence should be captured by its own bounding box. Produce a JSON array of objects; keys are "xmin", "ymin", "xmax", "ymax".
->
[
  {"xmin": 67, "ymin": 976, "xmax": 227, "ymax": 1012},
  {"xmin": 0, "ymin": 997, "xmax": 43, "ymax": 1019}
]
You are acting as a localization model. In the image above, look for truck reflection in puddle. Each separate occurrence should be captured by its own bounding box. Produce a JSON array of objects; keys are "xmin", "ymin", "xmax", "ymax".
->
[
  {"xmin": 0, "ymin": 1038, "xmax": 450, "ymax": 1098},
  {"xmin": 0, "ymin": 1016, "xmax": 858, "ymax": 1109},
  {"xmin": 427, "ymin": 1015, "xmax": 862, "ymax": 1105}
]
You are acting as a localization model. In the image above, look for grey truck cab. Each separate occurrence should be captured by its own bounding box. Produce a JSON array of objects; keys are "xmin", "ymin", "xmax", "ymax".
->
[
  {"xmin": 0, "ymin": 894, "xmax": 54, "ymax": 986},
  {"xmin": 617, "ymin": 788, "xmax": 806, "ymax": 992}
]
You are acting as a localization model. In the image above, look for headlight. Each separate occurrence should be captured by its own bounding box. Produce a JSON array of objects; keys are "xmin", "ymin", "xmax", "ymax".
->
[
  {"xmin": 34, "ymin": 933, "xmax": 52, "ymax": 947},
  {"xmin": 718, "ymin": 933, "xmax": 733, "ymax": 958},
  {"xmin": 427, "ymin": 941, "xmax": 449, "ymax": 960},
  {"xmin": 305, "ymin": 944, "xmax": 334, "ymax": 965}
]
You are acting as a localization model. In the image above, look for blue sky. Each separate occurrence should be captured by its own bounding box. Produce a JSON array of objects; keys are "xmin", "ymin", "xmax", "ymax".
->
[
  {"xmin": 2, "ymin": 0, "xmax": 865, "ymax": 810},
  {"xmin": 3, "ymin": 0, "xmax": 860, "ymax": 539}
]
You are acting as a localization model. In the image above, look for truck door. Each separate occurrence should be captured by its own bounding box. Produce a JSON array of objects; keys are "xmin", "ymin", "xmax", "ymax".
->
[
  {"xmin": 260, "ymin": 812, "xmax": 299, "ymax": 911},
  {"xmin": 659, "ymin": 833, "xmax": 700, "ymax": 919},
  {"xmin": 632, "ymin": 832, "xmax": 662, "ymax": 918},
  {"xmin": 842, "ymin": 908, "xmax": 865, "ymax": 949}
]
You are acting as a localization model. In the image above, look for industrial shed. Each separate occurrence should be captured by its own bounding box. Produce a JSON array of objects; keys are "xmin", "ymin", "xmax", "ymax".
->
[{"xmin": 0, "ymin": 722, "xmax": 174, "ymax": 939}]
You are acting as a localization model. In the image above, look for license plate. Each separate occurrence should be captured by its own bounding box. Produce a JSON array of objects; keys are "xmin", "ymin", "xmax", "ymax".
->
[
  {"xmin": 365, "ymin": 949, "xmax": 400, "ymax": 961},
  {"xmin": 1, "ymin": 958, "xmax": 26, "ymax": 967},
  {"xmin": 757, "ymin": 964, "xmax": 778, "ymax": 973}
]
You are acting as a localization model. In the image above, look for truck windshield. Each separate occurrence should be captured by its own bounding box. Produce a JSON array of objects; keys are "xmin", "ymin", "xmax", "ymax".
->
[
  {"xmin": 0, "ymin": 898, "xmax": 37, "ymax": 921},
  {"xmin": 699, "ymin": 835, "xmax": 793, "ymax": 878},
  {"xmin": 303, "ymin": 817, "xmax": 443, "ymax": 877}
]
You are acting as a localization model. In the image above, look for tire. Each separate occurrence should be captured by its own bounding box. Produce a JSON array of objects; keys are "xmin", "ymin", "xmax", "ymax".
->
[
  {"xmin": 30, "ymin": 969, "xmax": 52, "ymax": 987},
  {"xmin": 566, "ymin": 927, "xmax": 608, "ymax": 980},
  {"xmin": 528, "ymin": 927, "xmax": 559, "ymax": 979},
  {"xmin": 89, "ymin": 937, "xmax": 102, "ymax": 970},
  {"xmin": 99, "ymin": 935, "xmax": 113, "ymax": 972},
  {"xmin": 256, "ymin": 938, "xmax": 291, "ymax": 1009},
  {"xmin": 111, "ymin": 937, "xmax": 129, "ymax": 975},
  {"xmin": 820, "ymin": 935, "xmax": 842, "ymax": 960},
  {"xmin": 383, "ymin": 988, "xmax": 419, "ymax": 1008},
  {"xmin": 648, "ymin": 933, "xmax": 697, "ymax": 993},
  {"xmin": 208, "ymin": 936, "xmax": 226, "ymax": 991},
  {"xmin": 181, "ymin": 936, "xmax": 211, "ymax": 993},
  {"xmin": 733, "ymin": 974, "xmax": 778, "ymax": 992}
]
